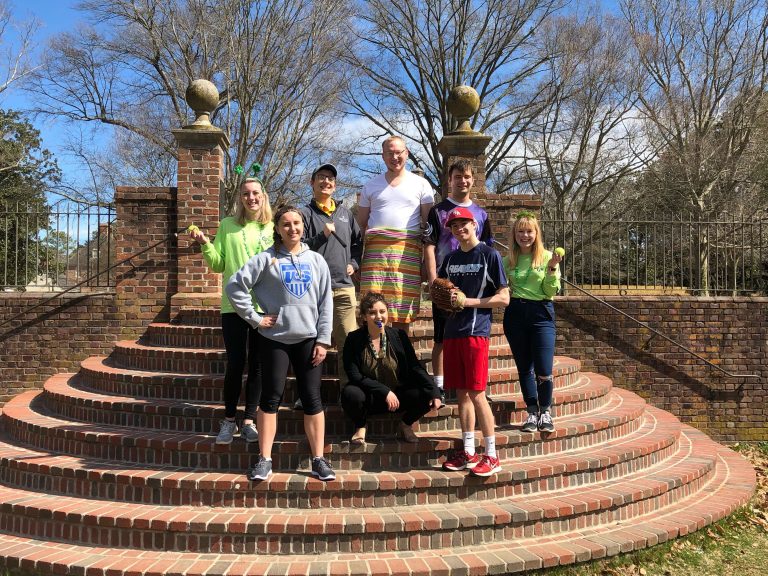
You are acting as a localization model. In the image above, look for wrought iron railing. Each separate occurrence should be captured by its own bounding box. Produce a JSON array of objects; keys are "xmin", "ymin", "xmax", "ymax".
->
[
  {"xmin": 540, "ymin": 214, "xmax": 767, "ymax": 295},
  {"xmin": 0, "ymin": 201, "xmax": 115, "ymax": 291}
]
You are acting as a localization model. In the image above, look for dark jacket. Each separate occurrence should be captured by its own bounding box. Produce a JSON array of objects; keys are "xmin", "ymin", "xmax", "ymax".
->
[
  {"xmin": 343, "ymin": 326, "xmax": 440, "ymax": 399},
  {"xmin": 301, "ymin": 199, "xmax": 363, "ymax": 289}
]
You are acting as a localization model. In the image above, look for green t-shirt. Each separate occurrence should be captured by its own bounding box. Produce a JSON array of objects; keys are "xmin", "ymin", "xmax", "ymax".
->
[
  {"xmin": 502, "ymin": 250, "xmax": 561, "ymax": 301},
  {"xmin": 201, "ymin": 216, "xmax": 274, "ymax": 314}
]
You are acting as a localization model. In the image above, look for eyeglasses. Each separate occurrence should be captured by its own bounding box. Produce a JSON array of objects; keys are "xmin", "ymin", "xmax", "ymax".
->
[
  {"xmin": 383, "ymin": 150, "xmax": 407, "ymax": 158},
  {"xmin": 314, "ymin": 175, "xmax": 336, "ymax": 182}
]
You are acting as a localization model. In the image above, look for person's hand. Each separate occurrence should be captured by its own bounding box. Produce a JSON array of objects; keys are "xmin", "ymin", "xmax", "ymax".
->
[
  {"xmin": 549, "ymin": 247, "xmax": 565, "ymax": 269},
  {"xmin": 323, "ymin": 222, "xmax": 336, "ymax": 238},
  {"xmin": 346, "ymin": 264, "xmax": 355, "ymax": 276},
  {"xmin": 311, "ymin": 343, "xmax": 329, "ymax": 366},
  {"xmin": 259, "ymin": 314, "xmax": 277, "ymax": 328},
  {"xmin": 188, "ymin": 226, "xmax": 209, "ymax": 245},
  {"xmin": 385, "ymin": 391, "xmax": 400, "ymax": 412},
  {"xmin": 429, "ymin": 397, "xmax": 442, "ymax": 411}
]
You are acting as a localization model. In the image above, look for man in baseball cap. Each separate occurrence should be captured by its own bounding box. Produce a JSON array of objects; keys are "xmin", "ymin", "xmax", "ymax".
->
[
  {"xmin": 297, "ymin": 163, "xmax": 362, "ymax": 408},
  {"xmin": 438, "ymin": 200, "xmax": 508, "ymax": 477}
]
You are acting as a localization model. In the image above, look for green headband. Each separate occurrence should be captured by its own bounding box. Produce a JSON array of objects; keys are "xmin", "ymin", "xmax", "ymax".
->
[
  {"xmin": 235, "ymin": 162, "xmax": 263, "ymax": 180},
  {"xmin": 515, "ymin": 210, "xmax": 538, "ymax": 221}
]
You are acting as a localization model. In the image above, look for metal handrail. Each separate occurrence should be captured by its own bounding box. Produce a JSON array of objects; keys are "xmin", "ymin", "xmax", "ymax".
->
[
  {"xmin": 493, "ymin": 240, "xmax": 760, "ymax": 380},
  {"xmin": 0, "ymin": 227, "xmax": 188, "ymax": 336}
]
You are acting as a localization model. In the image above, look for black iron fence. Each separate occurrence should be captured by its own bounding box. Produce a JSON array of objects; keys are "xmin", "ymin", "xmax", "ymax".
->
[
  {"xmin": 541, "ymin": 214, "xmax": 767, "ymax": 296},
  {"xmin": 0, "ymin": 201, "xmax": 115, "ymax": 291}
]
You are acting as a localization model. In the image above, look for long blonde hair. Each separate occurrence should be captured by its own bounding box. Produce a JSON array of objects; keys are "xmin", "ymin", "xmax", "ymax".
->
[
  {"xmin": 507, "ymin": 213, "xmax": 546, "ymax": 269},
  {"xmin": 234, "ymin": 178, "xmax": 273, "ymax": 226}
]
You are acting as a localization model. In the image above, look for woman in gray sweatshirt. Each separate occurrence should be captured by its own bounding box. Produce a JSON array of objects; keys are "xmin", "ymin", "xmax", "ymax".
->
[{"xmin": 226, "ymin": 205, "xmax": 335, "ymax": 482}]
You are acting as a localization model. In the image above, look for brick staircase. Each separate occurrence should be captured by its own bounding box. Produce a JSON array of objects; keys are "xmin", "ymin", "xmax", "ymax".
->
[{"xmin": 0, "ymin": 307, "xmax": 755, "ymax": 575}]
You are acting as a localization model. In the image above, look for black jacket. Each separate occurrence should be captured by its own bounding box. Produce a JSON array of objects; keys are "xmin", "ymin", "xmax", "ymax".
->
[
  {"xmin": 343, "ymin": 326, "xmax": 440, "ymax": 399},
  {"xmin": 301, "ymin": 200, "xmax": 363, "ymax": 289}
]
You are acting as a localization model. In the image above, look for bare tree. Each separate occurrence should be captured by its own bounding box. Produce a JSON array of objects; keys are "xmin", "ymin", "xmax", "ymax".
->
[
  {"xmin": 0, "ymin": 0, "xmax": 37, "ymax": 96},
  {"xmin": 519, "ymin": 9, "xmax": 649, "ymax": 220},
  {"xmin": 623, "ymin": 0, "xmax": 768, "ymax": 292},
  {"xmin": 27, "ymin": 0, "xmax": 351, "ymax": 207},
  {"xmin": 344, "ymin": 0, "xmax": 564, "ymax": 190}
]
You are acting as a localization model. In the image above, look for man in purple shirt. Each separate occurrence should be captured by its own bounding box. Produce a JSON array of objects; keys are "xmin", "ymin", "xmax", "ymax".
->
[{"xmin": 424, "ymin": 159, "xmax": 493, "ymax": 400}]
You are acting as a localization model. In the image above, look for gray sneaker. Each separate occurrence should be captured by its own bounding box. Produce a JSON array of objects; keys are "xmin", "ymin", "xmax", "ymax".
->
[
  {"xmin": 215, "ymin": 419, "xmax": 238, "ymax": 445},
  {"xmin": 311, "ymin": 457, "xmax": 336, "ymax": 481},
  {"xmin": 521, "ymin": 412, "xmax": 538, "ymax": 433},
  {"xmin": 240, "ymin": 422, "xmax": 259, "ymax": 443},
  {"xmin": 248, "ymin": 456, "xmax": 272, "ymax": 481},
  {"xmin": 538, "ymin": 411, "xmax": 555, "ymax": 432}
]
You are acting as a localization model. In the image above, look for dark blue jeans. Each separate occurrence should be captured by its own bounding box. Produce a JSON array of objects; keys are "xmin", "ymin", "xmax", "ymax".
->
[{"xmin": 503, "ymin": 299, "xmax": 556, "ymax": 413}]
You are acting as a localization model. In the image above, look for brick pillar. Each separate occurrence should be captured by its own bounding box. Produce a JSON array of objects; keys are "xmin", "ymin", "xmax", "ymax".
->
[
  {"xmin": 114, "ymin": 186, "xmax": 176, "ymax": 338},
  {"xmin": 170, "ymin": 128, "xmax": 230, "ymax": 316}
]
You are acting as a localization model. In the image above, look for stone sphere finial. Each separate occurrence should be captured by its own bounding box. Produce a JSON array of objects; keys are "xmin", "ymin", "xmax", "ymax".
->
[
  {"xmin": 184, "ymin": 79, "xmax": 220, "ymax": 129},
  {"xmin": 447, "ymin": 85, "xmax": 481, "ymax": 134}
]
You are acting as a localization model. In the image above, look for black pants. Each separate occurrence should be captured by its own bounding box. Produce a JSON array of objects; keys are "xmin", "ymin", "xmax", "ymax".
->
[
  {"xmin": 341, "ymin": 383, "xmax": 433, "ymax": 428},
  {"xmin": 258, "ymin": 334, "xmax": 324, "ymax": 416},
  {"xmin": 221, "ymin": 313, "xmax": 261, "ymax": 420}
]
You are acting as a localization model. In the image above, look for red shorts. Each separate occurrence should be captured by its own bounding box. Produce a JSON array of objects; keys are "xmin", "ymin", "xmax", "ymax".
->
[{"xmin": 443, "ymin": 336, "xmax": 489, "ymax": 391}]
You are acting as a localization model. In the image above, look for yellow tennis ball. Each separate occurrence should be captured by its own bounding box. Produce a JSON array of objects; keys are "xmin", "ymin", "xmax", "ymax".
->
[{"xmin": 554, "ymin": 247, "xmax": 566, "ymax": 257}]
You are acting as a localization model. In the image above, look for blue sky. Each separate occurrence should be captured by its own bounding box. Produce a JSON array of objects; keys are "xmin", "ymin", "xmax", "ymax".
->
[{"xmin": 2, "ymin": 1, "xmax": 91, "ymax": 188}]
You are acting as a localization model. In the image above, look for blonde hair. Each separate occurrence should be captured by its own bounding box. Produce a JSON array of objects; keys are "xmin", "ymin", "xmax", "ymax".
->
[
  {"xmin": 507, "ymin": 214, "xmax": 546, "ymax": 269},
  {"xmin": 382, "ymin": 135, "xmax": 407, "ymax": 151},
  {"xmin": 234, "ymin": 178, "xmax": 273, "ymax": 226}
]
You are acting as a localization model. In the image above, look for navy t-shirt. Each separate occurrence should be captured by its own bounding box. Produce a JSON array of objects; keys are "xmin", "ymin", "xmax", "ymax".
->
[{"xmin": 438, "ymin": 242, "xmax": 507, "ymax": 339}]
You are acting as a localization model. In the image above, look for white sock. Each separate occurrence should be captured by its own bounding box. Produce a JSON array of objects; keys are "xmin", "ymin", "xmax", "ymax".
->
[
  {"xmin": 435, "ymin": 375, "xmax": 444, "ymax": 389},
  {"xmin": 463, "ymin": 432, "xmax": 475, "ymax": 455},
  {"xmin": 484, "ymin": 435, "xmax": 497, "ymax": 459}
]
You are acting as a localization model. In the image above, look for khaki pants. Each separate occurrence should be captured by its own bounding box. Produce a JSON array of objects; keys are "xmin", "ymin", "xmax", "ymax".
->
[{"xmin": 332, "ymin": 286, "xmax": 358, "ymax": 387}]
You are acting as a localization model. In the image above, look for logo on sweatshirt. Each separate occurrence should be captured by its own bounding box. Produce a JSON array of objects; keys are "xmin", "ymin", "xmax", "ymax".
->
[{"xmin": 281, "ymin": 263, "xmax": 312, "ymax": 298}]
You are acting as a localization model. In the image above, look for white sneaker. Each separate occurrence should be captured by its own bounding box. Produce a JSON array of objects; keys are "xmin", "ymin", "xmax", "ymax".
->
[{"xmin": 215, "ymin": 419, "xmax": 238, "ymax": 445}]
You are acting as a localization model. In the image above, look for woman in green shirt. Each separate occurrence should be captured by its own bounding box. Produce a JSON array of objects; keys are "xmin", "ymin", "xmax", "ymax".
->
[
  {"xmin": 189, "ymin": 177, "xmax": 274, "ymax": 445},
  {"xmin": 502, "ymin": 212, "xmax": 563, "ymax": 434}
]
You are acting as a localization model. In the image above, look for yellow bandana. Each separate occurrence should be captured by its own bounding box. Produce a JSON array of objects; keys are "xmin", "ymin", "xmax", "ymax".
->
[{"xmin": 315, "ymin": 198, "xmax": 336, "ymax": 216}]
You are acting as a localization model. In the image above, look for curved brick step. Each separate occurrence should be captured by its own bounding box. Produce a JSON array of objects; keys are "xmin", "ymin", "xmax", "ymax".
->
[
  {"xmin": 42, "ymin": 368, "xmax": 602, "ymax": 436},
  {"xmin": 0, "ymin": 424, "xmax": 743, "ymax": 558},
  {"xmin": 173, "ymin": 305, "xmax": 445, "ymax": 329},
  {"xmin": 78, "ymin": 354, "xmax": 582, "ymax": 401},
  {"xmin": 0, "ymin": 400, "xmax": 669, "ymax": 508},
  {"xmin": 2, "ymin": 384, "xmax": 652, "ymax": 472},
  {"xmin": 0, "ymin": 388, "xmax": 660, "ymax": 494},
  {"xmin": 145, "ymin": 321, "xmax": 508, "ymax": 352},
  {"xmin": 110, "ymin": 339, "xmax": 518, "ymax": 375}
]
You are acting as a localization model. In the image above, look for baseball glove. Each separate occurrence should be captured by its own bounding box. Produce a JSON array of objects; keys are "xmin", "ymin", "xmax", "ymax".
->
[{"xmin": 430, "ymin": 277, "xmax": 466, "ymax": 312}]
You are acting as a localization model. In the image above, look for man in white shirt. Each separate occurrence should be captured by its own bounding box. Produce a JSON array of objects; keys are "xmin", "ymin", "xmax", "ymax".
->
[{"xmin": 357, "ymin": 136, "xmax": 434, "ymax": 331}]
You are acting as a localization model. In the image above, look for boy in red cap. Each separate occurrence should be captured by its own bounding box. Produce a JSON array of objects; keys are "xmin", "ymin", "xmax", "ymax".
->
[{"xmin": 438, "ymin": 207, "xmax": 509, "ymax": 477}]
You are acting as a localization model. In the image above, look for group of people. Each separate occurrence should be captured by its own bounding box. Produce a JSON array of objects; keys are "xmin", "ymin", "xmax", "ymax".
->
[{"xmin": 189, "ymin": 136, "xmax": 563, "ymax": 481}]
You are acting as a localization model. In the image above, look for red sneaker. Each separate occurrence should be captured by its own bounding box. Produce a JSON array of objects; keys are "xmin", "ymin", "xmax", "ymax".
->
[
  {"xmin": 469, "ymin": 454, "xmax": 502, "ymax": 477},
  {"xmin": 442, "ymin": 450, "xmax": 481, "ymax": 471}
]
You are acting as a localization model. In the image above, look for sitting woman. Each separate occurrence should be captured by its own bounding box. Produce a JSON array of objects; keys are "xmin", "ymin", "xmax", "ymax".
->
[{"xmin": 341, "ymin": 292, "xmax": 442, "ymax": 445}]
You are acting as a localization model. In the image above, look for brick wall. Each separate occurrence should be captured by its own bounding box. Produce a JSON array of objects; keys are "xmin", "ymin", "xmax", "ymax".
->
[
  {"xmin": 556, "ymin": 295, "xmax": 768, "ymax": 442},
  {"xmin": 0, "ymin": 292, "xmax": 119, "ymax": 405}
]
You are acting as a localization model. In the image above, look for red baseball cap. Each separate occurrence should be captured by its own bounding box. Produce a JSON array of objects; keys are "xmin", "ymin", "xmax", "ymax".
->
[{"xmin": 445, "ymin": 206, "xmax": 475, "ymax": 227}]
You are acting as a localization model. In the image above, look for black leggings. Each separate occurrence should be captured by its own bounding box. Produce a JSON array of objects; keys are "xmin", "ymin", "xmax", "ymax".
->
[
  {"xmin": 258, "ymin": 334, "xmax": 324, "ymax": 416},
  {"xmin": 341, "ymin": 383, "xmax": 433, "ymax": 428},
  {"xmin": 221, "ymin": 313, "xmax": 261, "ymax": 420}
]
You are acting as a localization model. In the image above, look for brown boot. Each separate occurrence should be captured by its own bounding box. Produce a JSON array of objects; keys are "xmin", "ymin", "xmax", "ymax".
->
[{"xmin": 397, "ymin": 421, "xmax": 419, "ymax": 443}]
